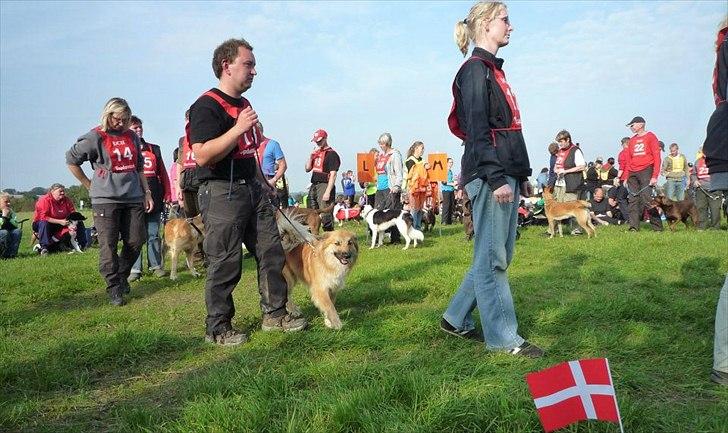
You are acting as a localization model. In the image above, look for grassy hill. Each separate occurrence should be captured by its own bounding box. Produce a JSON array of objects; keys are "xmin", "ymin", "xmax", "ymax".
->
[{"xmin": 1, "ymin": 215, "xmax": 727, "ymax": 432}]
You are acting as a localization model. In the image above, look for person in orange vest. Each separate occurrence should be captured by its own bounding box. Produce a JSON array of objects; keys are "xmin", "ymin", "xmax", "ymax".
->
[{"xmin": 305, "ymin": 129, "xmax": 341, "ymax": 231}]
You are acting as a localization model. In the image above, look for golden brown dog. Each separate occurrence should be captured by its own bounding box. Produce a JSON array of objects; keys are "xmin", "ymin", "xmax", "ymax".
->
[
  {"xmin": 543, "ymin": 188, "xmax": 596, "ymax": 238},
  {"xmin": 277, "ymin": 212, "xmax": 358, "ymax": 329},
  {"xmin": 288, "ymin": 203, "xmax": 335, "ymax": 235},
  {"xmin": 164, "ymin": 216, "xmax": 205, "ymax": 280}
]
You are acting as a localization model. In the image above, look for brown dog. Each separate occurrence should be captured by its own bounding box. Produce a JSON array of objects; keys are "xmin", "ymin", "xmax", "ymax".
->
[
  {"xmin": 164, "ymin": 216, "xmax": 205, "ymax": 280},
  {"xmin": 543, "ymin": 188, "xmax": 596, "ymax": 238},
  {"xmin": 277, "ymin": 212, "xmax": 358, "ymax": 329},
  {"xmin": 650, "ymin": 195, "xmax": 699, "ymax": 231},
  {"xmin": 288, "ymin": 203, "xmax": 335, "ymax": 234}
]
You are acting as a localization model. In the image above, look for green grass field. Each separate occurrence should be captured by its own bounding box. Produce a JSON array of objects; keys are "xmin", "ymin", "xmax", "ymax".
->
[{"xmin": 1, "ymin": 212, "xmax": 727, "ymax": 433}]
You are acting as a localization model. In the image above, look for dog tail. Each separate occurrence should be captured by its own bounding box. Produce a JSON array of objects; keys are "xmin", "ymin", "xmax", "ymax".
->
[{"xmin": 277, "ymin": 209, "xmax": 317, "ymax": 252}]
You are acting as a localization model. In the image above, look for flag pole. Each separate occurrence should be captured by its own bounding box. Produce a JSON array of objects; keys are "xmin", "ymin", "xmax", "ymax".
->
[{"xmin": 605, "ymin": 358, "xmax": 625, "ymax": 433}]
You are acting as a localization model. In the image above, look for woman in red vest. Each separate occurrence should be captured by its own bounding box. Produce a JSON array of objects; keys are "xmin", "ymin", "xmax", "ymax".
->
[{"xmin": 441, "ymin": 1, "xmax": 542, "ymax": 358}]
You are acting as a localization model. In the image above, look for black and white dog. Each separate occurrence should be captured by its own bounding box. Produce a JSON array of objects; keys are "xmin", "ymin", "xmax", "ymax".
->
[
  {"xmin": 66, "ymin": 211, "xmax": 86, "ymax": 253},
  {"xmin": 361, "ymin": 205, "xmax": 424, "ymax": 250}
]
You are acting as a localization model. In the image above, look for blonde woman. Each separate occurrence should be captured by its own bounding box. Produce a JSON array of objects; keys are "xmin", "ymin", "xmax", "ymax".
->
[
  {"xmin": 66, "ymin": 97, "xmax": 153, "ymax": 306},
  {"xmin": 442, "ymin": 2, "xmax": 542, "ymax": 357}
]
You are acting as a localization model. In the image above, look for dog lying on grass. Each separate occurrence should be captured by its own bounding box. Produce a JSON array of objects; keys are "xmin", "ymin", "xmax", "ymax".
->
[
  {"xmin": 650, "ymin": 195, "xmax": 699, "ymax": 231},
  {"xmin": 277, "ymin": 211, "xmax": 358, "ymax": 329},
  {"xmin": 542, "ymin": 188, "xmax": 596, "ymax": 238},
  {"xmin": 164, "ymin": 216, "xmax": 205, "ymax": 280}
]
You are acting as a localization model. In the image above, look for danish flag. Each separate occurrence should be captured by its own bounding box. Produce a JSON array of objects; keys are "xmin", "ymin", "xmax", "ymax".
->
[{"xmin": 525, "ymin": 358, "xmax": 624, "ymax": 432}]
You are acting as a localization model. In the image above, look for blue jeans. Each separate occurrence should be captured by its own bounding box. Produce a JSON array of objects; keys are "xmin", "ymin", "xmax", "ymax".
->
[
  {"xmin": 131, "ymin": 211, "xmax": 162, "ymax": 273},
  {"xmin": 715, "ymin": 275, "xmax": 728, "ymax": 373},
  {"xmin": 664, "ymin": 178, "xmax": 685, "ymax": 201},
  {"xmin": 0, "ymin": 228, "xmax": 22, "ymax": 258},
  {"xmin": 443, "ymin": 176, "xmax": 525, "ymax": 350}
]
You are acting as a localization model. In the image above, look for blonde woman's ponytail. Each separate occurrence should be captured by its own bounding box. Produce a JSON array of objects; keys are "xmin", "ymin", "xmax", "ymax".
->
[{"xmin": 454, "ymin": 20, "xmax": 470, "ymax": 56}]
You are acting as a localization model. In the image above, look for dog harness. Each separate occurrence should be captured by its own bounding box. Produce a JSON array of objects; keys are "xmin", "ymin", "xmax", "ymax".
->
[
  {"xmin": 95, "ymin": 127, "xmax": 139, "ymax": 173},
  {"xmin": 447, "ymin": 55, "xmax": 522, "ymax": 143}
]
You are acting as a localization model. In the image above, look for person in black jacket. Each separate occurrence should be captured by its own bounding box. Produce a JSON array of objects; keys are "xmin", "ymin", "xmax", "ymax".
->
[
  {"xmin": 441, "ymin": 1, "xmax": 543, "ymax": 358},
  {"xmin": 706, "ymin": 17, "xmax": 728, "ymax": 387}
]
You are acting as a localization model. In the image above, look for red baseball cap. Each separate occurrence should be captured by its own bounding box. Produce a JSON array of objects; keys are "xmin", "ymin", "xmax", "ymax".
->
[{"xmin": 311, "ymin": 129, "xmax": 328, "ymax": 142}]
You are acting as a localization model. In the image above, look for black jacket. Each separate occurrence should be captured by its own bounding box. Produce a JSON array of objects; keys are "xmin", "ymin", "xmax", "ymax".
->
[
  {"xmin": 454, "ymin": 48, "xmax": 531, "ymax": 190},
  {"xmin": 704, "ymin": 28, "xmax": 728, "ymax": 174}
]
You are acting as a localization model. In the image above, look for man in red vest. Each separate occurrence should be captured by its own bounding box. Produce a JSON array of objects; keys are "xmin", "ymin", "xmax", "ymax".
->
[
  {"xmin": 620, "ymin": 116, "xmax": 663, "ymax": 231},
  {"xmin": 305, "ymin": 129, "xmax": 340, "ymax": 231},
  {"xmin": 188, "ymin": 38, "xmax": 307, "ymax": 346}
]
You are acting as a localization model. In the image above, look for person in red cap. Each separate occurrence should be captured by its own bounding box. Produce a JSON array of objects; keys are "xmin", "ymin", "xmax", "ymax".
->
[
  {"xmin": 620, "ymin": 116, "xmax": 663, "ymax": 231},
  {"xmin": 305, "ymin": 128, "xmax": 340, "ymax": 231}
]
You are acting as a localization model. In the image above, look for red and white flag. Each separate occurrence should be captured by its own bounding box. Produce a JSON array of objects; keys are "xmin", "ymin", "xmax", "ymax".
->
[{"xmin": 525, "ymin": 358, "xmax": 624, "ymax": 432}]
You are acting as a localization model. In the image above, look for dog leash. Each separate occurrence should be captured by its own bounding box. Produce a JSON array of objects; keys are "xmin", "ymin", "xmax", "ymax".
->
[
  {"xmin": 255, "ymin": 149, "xmax": 317, "ymax": 253},
  {"xmin": 697, "ymin": 185, "xmax": 722, "ymax": 201},
  {"xmin": 626, "ymin": 185, "xmax": 655, "ymax": 197}
]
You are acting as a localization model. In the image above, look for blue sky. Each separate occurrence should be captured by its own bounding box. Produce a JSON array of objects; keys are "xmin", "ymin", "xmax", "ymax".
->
[{"xmin": 1, "ymin": 1, "xmax": 725, "ymax": 192}]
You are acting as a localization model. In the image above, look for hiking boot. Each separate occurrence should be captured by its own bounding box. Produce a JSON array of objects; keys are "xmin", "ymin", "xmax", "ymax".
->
[
  {"xmin": 508, "ymin": 341, "xmax": 544, "ymax": 358},
  {"xmin": 440, "ymin": 318, "xmax": 483, "ymax": 342},
  {"xmin": 40, "ymin": 248, "xmax": 49, "ymax": 256},
  {"xmin": 153, "ymin": 268, "xmax": 167, "ymax": 277},
  {"xmin": 205, "ymin": 329, "xmax": 248, "ymax": 346},
  {"xmin": 261, "ymin": 313, "xmax": 308, "ymax": 332},
  {"xmin": 711, "ymin": 369, "xmax": 728, "ymax": 386},
  {"xmin": 109, "ymin": 293, "xmax": 126, "ymax": 307},
  {"xmin": 127, "ymin": 272, "xmax": 141, "ymax": 283},
  {"xmin": 120, "ymin": 280, "xmax": 131, "ymax": 295}
]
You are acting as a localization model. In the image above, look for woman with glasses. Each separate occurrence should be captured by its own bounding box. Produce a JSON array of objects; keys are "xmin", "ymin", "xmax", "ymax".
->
[{"xmin": 66, "ymin": 98, "xmax": 154, "ymax": 306}]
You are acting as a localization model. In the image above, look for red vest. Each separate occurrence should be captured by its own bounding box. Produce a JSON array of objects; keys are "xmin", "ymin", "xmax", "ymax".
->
[
  {"xmin": 95, "ymin": 127, "xmax": 138, "ymax": 173},
  {"xmin": 375, "ymin": 152, "xmax": 391, "ymax": 174},
  {"xmin": 696, "ymin": 158, "xmax": 710, "ymax": 180},
  {"xmin": 311, "ymin": 146, "xmax": 332, "ymax": 173},
  {"xmin": 554, "ymin": 145, "xmax": 574, "ymax": 171},
  {"xmin": 257, "ymin": 138, "xmax": 270, "ymax": 167},
  {"xmin": 448, "ymin": 56, "xmax": 522, "ymax": 141},
  {"xmin": 141, "ymin": 143, "xmax": 158, "ymax": 177},
  {"xmin": 181, "ymin": 122, "xmax": 197, "ymax": 169},
  {"xmin": 713, "ymin": 26, "xmax": 728, "ymax": 106},
  {"xmin": 197, "ymin": 90, "xmax": 261, "ymax": 162}
]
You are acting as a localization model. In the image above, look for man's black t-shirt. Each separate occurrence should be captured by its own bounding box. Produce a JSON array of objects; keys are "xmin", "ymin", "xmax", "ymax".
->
[
  {"xmin": 310, "ymin": 150, "xmax": 341, "ymax": 184},
  {"xmin": 189, "ymin": 88, "xmax": 257, "ymax": 181}
]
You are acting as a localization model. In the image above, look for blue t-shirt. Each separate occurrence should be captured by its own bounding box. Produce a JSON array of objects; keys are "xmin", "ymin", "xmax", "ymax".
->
[
  {"xmin": 261, "ymin": 139, "xmax": 284, "ymax": 176},
  {"xmin": 441, "ymin": 170, "xmax": 455, "ymax": 192},
  {"xmin": 377, "ymin": 173, "xmax": 389, "ymax": 191}
]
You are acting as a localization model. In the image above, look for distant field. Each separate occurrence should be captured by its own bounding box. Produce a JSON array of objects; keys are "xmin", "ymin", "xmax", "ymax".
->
[{"xmin": 1, "ymin": 217, "xmax": 727, "ymax": 433}]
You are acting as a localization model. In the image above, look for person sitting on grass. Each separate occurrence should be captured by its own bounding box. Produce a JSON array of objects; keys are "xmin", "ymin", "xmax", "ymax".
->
[
  {"xmin": 0, "ymin": 192, "xmax": 23, "ymax": 259},
  {"xmin": 32, "ymin": 183, "xmax": 87, "ymax": 255},
  {"xmin": 589, "ymin": 187, "xmax": 619, "ymax": 225}
]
